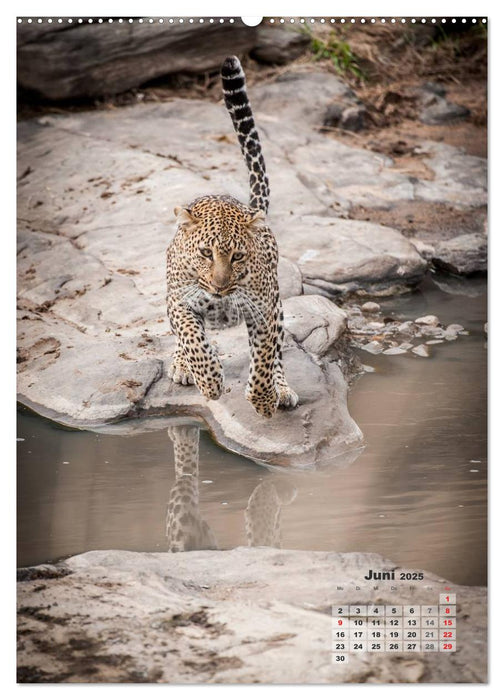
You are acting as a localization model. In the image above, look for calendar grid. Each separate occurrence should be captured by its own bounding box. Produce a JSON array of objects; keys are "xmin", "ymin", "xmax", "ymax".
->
[{"xmin": 332, "ymin": 595, "xmax": 456, "ymax": 663}]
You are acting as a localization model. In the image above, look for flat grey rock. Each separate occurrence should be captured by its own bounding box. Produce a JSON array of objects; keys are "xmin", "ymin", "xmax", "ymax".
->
[
  {"xmin": 250, "ymin": 27, "xmax": 310, "ymax": 64},
  {"xmin": 414, "ymin": 142, "xmax": 487, "ymax": 208},
  {"xmin": 17, "ymin": 547, "xmax": 487, "ymax": 683},
  {"xmin": 432, "ymin": 233, "xmax": 487, "ymax": 275},
  {"xmin": 250, "ymin": 70, "xmax": 354, "ymax": 128},
  {"xmin": 420, "ymin": 96, "xmax": 470, "ymax": 125}
]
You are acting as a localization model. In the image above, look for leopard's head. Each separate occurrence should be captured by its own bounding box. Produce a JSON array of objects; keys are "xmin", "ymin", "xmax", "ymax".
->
[{"xmin": 174, "ymin": 197, "xmax": 264, "ymax": 297}]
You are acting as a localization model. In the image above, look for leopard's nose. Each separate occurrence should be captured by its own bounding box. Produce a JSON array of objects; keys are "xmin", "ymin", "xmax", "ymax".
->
[{"xmin": 210, "ymin": 281, "xmax": 229, "ymax": 295}]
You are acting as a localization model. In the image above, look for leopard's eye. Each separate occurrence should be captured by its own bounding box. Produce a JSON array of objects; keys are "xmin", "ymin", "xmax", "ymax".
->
[
  {"xmin": 232, "ymin": 251, "xmax": 245, "ymax": 262},
  {"xmin": 200, "ymin": 247, "xmax": 213, "ymax": 259}
]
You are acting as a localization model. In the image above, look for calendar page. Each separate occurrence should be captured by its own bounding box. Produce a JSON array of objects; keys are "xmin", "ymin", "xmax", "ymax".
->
[{"xmin": 16, "ymin": 8, "xmax": 488, "ymax": 687}]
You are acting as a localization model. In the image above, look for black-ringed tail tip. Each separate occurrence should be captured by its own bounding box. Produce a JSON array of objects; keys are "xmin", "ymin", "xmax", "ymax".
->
[
  {"xmin": 221, "ymin": 55, "xmax": 270, "ymax": 213},
  {"xmin": 221, "ymin": 55, "xmax": 244, "ymax": 77}
]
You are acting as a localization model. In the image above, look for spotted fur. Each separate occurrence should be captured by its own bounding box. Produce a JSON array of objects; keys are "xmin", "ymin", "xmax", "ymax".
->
[{"xmin": 166, "ymin": 56, "xmax": 298, "ymax": 418}]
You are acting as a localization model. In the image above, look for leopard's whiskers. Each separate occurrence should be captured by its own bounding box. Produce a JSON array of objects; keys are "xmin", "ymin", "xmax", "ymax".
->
[
  {"xmin": 178, "ymin": 283, "xmax": 204, "ymax": 306},
  {"xmin": 234, "ymin": 288, "xmax": 266, "ymax": 327},
  {"xmin": 235, "ymin": 294, "xmax": 258, "ymax": 326},
  {"xmin": 229, "ymin": 292, "xmax": 244, "ymax": 324}
]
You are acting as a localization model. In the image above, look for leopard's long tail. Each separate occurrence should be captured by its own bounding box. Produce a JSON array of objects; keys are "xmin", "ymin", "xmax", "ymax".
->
[{"xmin": 221, "ymin": 56, "xmax": 270, "ymax": 214}]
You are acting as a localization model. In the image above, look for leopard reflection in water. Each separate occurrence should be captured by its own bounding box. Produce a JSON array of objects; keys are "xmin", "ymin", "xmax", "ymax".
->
[{"xmin": 165, "ymin": 424, "xmax": 297, "ymax": 552}]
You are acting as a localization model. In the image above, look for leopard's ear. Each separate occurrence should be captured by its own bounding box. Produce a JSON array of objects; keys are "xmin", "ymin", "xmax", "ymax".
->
[
  {"xmin": 246, "ymin": 209, "xmax": 265, "ymax": 232},
  {"xmin": 174, "ymin": 206, "xmax": 198, "ymax": 226}
]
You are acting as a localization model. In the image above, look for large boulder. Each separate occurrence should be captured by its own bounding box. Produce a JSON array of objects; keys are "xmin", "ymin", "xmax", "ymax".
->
[
  {"xmin": 278, "ymin": 216, "xmax": 427, "ymax": 296},
  {"xmin": 17, "ymin": 21, "xmax": 309, "ymax": 101},
  {"xmin": 283, "ymin": 294, "xmax": 347, "ymax": 355},
  {"xmin": 17, "ymin": 21, "xmax": 261, "ymax": 100}
]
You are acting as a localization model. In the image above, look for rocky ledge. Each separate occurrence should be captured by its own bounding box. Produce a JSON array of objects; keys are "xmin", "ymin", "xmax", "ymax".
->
[{"xmin": 17, "ymin": 547, "xmax": 487, "ymax": 683}]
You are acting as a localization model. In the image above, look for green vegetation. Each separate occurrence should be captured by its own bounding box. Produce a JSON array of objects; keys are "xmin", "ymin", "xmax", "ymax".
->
[{"xmin": 308, "ymin": 32, "xmax": 366, "ymax": 80}]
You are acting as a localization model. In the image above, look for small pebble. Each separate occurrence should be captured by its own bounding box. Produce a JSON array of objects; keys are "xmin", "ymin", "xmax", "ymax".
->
[
  {"xmin": 201, "ymin": 480, "xmax": 213, "ymax": 484},
  {"xmin": 361, "ymin": 340, "xmax": 384, "ymax": 355},
  {"xmin": 421, "ymin": 326, "xmax": 445, "ymax": 337},
  {"xmin": 415, "ymin": 315, "xmax": 440, "ymax": 326},
  {"xmin": 426, "ymin": 339, "xmax": 444, "ymax": 345},
  {"xmin": 409, "ymin": 238, "xmax": 435, "ymax": 257},
  {"xmin": 445, "ymin": 334, "xmax": 457, "ymax": 341},
  {"xmin": 361, "ymin": 301, "xmax": 381, "ymax": 313},
  {"xmin": 383, "ymin": 347, "xmax": 408, "ymax": 355},
  {"xmin": 361, "ymin": 364, "xmax": 376, "ymax": 373},
  {"xmin": 399, "ymin": 342, "xmax": 413, "ymax": 350},
  {"xmin": 397, "ymin": 321, "xmax": 414, "ymax": 334},
  {"xmin": 446, "ymin": 324, "xmax": 464, "ymax": 334},
  {"xmin": 16, "ymin": 438, "xmax": 25, "ymax": 442},
  {"xmin": 367, "ymin": 321, "xmax": 385, "ymax": 330},
  {"xmin": 411, "ymin": 344, "xmax": 429, "ymax": 357},
  {"xmin": 346, "ymin": 307, "xmax": 363, "ymax": 317}
]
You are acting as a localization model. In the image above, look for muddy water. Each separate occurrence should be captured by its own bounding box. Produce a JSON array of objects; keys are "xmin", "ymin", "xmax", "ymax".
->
[{"xmin": 17, "ymin": 275, "xmax": 487, "ymax": 586}]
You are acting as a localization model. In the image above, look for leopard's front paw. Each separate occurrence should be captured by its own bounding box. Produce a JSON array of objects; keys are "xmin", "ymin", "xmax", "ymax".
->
[
  {"xmin": 277, "ymin": 385, "xmax": 299, "ymax": 410},
  {"xmin": 246, "ymin": 384, "xmax": 280, "ymax": 419},
  {"xmin": 196, "ymin": 372, "xmax": 224, "ymax": 401},
  {"xmin": 168, "ymin": 356, "xmax": 195, "ymax": 386}
]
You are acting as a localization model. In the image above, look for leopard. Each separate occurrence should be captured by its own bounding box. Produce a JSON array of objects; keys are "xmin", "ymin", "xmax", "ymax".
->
[
  {"xmin": 166, "ymin": 55, "xmax": 298, "ymax": 418},
  {"xmin": 166, "ymin": 424, "xmax": 297, "ymax": 551}
]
